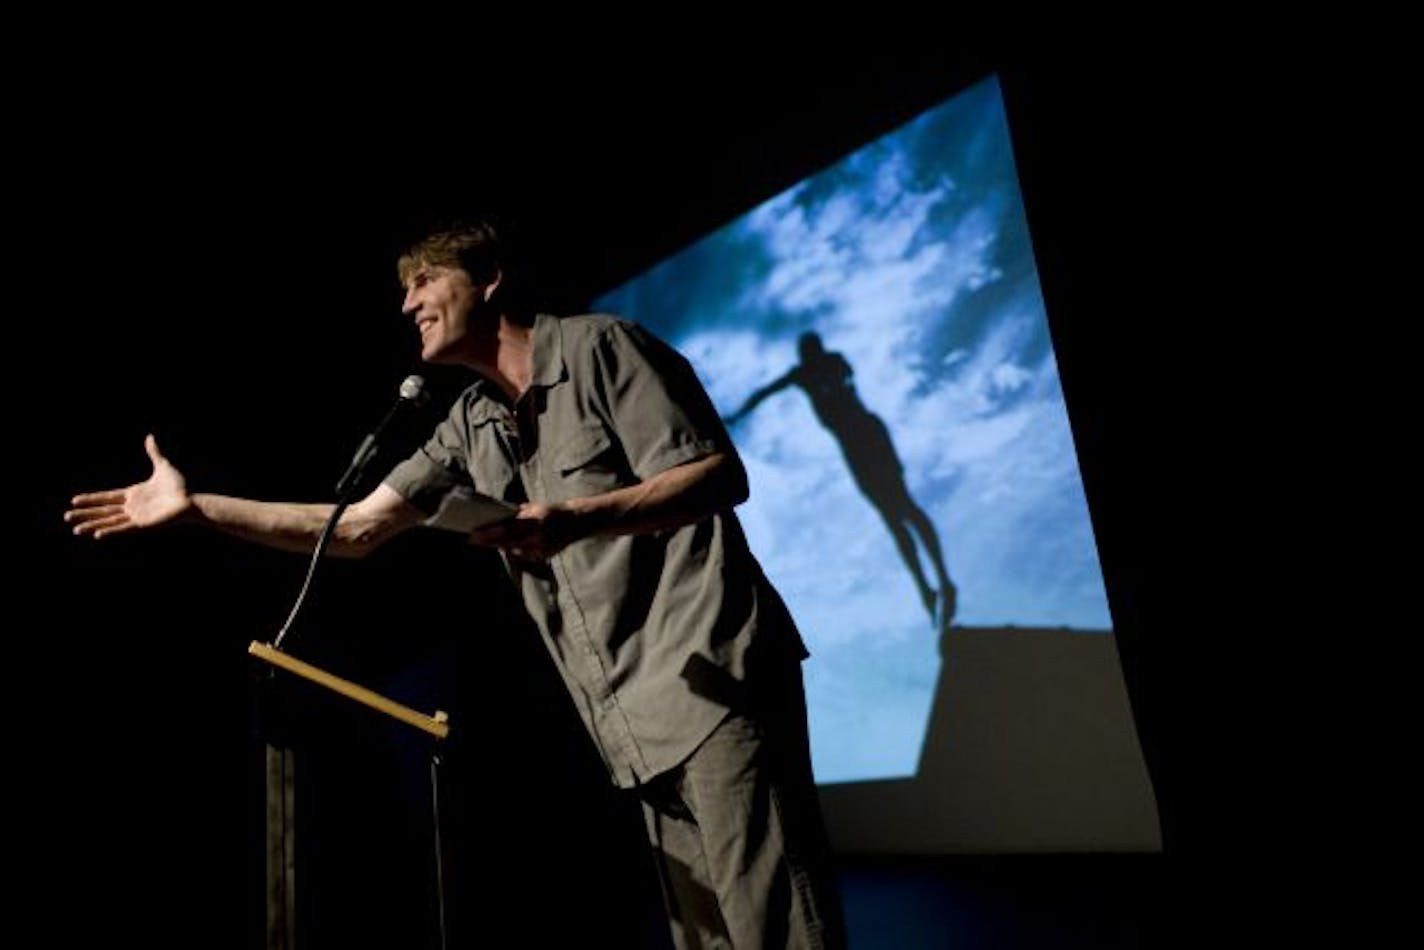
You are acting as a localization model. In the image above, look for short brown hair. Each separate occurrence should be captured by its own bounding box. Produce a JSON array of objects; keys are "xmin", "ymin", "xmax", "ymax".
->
[{"xmin": 397, "ymin": 218, "xmax": 506, "ymax": 290}]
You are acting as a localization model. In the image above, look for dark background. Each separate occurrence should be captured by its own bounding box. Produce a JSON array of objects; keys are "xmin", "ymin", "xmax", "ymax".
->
[{"xmin": 11, "ymin": 31, "xmax": 1328, "ymax": 948}]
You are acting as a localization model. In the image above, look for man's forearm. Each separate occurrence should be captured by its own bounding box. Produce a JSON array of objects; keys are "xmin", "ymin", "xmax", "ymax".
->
[
  {"xmin": 562, "ymin": 452, "xmax": 748, "ymax": 539},
  {"xmin": 189, "ymin": 494, "xmax": 378, "ymax": 557}
]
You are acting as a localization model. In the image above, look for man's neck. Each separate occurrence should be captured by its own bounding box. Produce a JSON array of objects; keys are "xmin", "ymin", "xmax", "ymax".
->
[{"xmin": 466, "ymin": 313, "xmax": 535, "ymax": 402}]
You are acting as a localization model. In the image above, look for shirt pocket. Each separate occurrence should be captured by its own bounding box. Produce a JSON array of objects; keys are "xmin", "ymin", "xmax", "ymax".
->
[{"xmin": 551, "ymin": 423, "xmax": 625, "ymax": 500}]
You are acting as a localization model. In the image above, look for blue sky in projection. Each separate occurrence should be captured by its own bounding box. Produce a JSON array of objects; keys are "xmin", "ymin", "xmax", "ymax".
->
[{"xmin": 595, "ymin": 75, "xmax": 1112, "ymax": 784}]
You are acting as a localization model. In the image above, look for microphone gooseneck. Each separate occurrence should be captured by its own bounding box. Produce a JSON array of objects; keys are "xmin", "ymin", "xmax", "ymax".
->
[
  {"xmin": 273, "ymin": 374, "xmax": 427, "ymax": 650},
  {"xmin": 334, "ymin": 374, "xmax": 428, "ymax": 497}
]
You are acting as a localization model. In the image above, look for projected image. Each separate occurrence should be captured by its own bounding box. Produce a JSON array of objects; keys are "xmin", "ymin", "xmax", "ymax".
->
[{"xmin": 595, "ymin": 75, "xmax": 1112, "ymax": 784}]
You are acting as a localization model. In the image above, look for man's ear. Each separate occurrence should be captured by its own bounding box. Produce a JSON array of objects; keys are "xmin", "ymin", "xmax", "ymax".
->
[{"xmin": 482, "ymin": 268, "xmax": 503, "ymax": 303}]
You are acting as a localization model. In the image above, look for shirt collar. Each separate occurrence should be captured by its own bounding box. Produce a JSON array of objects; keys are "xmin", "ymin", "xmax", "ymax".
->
[{"xmin": 528, "ymin": 313, "xmax": 567, "ymax": 389}]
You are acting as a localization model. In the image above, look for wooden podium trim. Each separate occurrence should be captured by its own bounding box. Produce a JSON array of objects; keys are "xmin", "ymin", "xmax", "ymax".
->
[{"xmin": 249, "ymin": 641, "xmax": 450, "ymax": 740}]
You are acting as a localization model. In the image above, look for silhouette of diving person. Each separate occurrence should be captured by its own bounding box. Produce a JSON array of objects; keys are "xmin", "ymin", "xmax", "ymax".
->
[{"xmin": 726, "ymin": 331, "xmax": 957, "ymax": 631}]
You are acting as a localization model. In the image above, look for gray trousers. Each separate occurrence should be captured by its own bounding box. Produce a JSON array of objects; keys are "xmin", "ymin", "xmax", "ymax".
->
[{"xmin": 637, "ymin": 665, "xmax": 847, "ymax": 949}]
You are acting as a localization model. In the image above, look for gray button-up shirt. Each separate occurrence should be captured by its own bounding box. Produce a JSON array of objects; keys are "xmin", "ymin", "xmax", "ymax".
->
[{"xmin": 384, "ymin": 313, "xmax": 807, "ymax": 788}]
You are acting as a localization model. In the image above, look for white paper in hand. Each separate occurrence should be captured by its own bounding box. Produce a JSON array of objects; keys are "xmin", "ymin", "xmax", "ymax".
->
[{"xmin": 422, "ymin": 487, "xmax": 519, "ymax": 533}]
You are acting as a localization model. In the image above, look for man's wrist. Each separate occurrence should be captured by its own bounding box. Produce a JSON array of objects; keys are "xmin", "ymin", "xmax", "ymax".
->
[{"xmin": 557, "ymin": 495, "xmax": 617, "ymax": 540}]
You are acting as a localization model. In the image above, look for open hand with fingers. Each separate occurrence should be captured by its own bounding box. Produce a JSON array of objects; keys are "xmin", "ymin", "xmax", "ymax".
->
[{"xmin": 65, "ymin": 434, "xmax": 193, "ymax": 539}]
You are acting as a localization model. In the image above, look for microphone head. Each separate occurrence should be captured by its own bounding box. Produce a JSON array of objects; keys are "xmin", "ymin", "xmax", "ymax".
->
[{"xmin": 399, "ymin": 374, "xmax": 429, "ymax": 406}]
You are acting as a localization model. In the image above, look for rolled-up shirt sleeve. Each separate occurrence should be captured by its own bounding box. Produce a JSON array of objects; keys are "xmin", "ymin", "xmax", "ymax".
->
[
  {"xmin": 590, "ymin": 320, "xmax": 734, "ymax": 480},
  {"xmin": 382, "ymin": 398, "xmax": 471, "ymax": 515}
]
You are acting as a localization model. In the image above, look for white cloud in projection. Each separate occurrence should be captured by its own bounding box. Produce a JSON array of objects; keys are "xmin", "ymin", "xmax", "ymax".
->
[{"xmin": 596, "ymin": 75, "xmax": 1112, "ymax": 784}]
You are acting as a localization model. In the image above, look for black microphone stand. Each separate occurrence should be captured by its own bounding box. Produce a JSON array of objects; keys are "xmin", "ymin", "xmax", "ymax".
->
[{"xmin": 275, "ymin": 375, "xmax": 428, "ymax": 650}]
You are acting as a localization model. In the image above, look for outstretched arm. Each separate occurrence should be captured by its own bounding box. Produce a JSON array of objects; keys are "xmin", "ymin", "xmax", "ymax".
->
[
  {"xmin": 65, "ymin": 435, "xmax": 425, "ymax": 558},
  {"xmin": 724, "ymin": 369, "xmax": 796, "ymax": 426}
]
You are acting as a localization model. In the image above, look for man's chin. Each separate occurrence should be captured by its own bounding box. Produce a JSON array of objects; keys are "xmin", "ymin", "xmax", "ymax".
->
[{"xmin": 420, "ymin": 345, "xmax": 452, "ymax": 365}]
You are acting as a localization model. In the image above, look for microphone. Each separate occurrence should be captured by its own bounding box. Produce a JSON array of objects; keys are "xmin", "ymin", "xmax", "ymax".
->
[
  {"xmin": 274, "ymin": 374, "xmax": 428, "ymax": 649},
  {"xmin": 334, "ymin": 374, "xmax": 429, "ymax": 498}
]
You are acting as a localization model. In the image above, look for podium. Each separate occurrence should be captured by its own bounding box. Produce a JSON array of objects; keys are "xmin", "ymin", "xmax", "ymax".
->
[
  {"xmin": 238, "ymin": 373, "xmax": 501, "ymax": 946},
  {"xmin": 249, "ymin": 640, "xmax": 452, "ymax": 950}
]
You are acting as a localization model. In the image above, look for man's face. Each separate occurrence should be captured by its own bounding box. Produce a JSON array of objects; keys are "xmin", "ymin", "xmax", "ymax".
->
[{"xmin": 401, "ymin": 264, "xmax": 487, "ymax": 363}]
